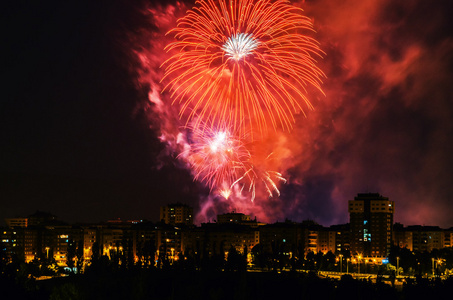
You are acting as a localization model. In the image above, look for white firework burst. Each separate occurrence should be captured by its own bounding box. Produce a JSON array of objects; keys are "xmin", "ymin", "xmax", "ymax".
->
[{"xmin": 222, "ymin": 33, "xmax": 259, "ymax": 61}]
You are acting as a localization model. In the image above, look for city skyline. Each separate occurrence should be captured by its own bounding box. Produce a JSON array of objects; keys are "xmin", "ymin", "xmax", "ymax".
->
[
  {"xmin": 2, "ymin": 0, "xmax": 453, "ymax": 228},
  {"xmin": 3, "ymin": 200, "xmax": 453, "ymax": 270},
  {"xmin": 3, "ymin": 194, "xmax": 453, "ymax": 230}
]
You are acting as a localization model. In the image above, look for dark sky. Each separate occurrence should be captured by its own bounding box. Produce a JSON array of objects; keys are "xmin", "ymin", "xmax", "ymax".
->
[
  {"xmin": 1, "ymin": 0, "xmax": 205, "ymax": 224},
  {"xmin": 2, "ymin": 0, "xmax": 453, "ymax": 227}
]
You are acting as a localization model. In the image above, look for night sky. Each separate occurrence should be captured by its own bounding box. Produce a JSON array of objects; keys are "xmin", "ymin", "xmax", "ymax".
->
[{"xmin": 2, "ymin": 0, "xmax": 453, "ymax": 228}]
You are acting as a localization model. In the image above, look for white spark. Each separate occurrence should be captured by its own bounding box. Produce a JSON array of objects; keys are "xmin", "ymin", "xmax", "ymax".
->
[{"xmin": 222, "ymin": 33, "xmax": 259, "ymax": 61}]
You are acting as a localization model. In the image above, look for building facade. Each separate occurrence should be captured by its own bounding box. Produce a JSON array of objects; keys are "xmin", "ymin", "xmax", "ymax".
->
[
  {"xmin": 349, "ymin": 193, "xmax": 394, "ymax": 258},
  {"xmin": 160, "ymin": 203, "xmax": 193, "ymax": 226}
]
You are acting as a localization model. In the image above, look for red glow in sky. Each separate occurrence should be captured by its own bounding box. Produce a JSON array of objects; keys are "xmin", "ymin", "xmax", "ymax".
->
[
  {"xmin": 132, "ymin": 0, "xmax": 453, "ymax": 227},
  {"xmin": 2, "ymin": 0, "xmax": 453, "ymax": 227}
]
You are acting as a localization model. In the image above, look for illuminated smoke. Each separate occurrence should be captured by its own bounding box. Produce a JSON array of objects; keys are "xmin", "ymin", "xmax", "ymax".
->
[
  {"xmin": 130, "ymin": 0, "xmax": 323, "ymax": 224},
  {"xmin": 131, "ymin": 0, "xmax": 323, "ymax": 223}
]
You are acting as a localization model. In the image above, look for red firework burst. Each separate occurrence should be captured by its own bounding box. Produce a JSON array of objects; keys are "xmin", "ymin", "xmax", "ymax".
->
[{"xmin": 161, "ymin": 0, "xmax": 325, "ymax": 139}]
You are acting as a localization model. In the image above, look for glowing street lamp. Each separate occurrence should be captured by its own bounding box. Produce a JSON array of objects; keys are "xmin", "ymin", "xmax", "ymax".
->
[
  {"xmin": 339, "ymin": 254, "xmax": 343, "ymax": 273},
  {"xmin": 432, "ymin": 258, "xmax": 435, "ymax": 277},
  {"xmin": 436, "ymin": 258, "xmax": 443, "ymax": 277},
  {"xmin": 170, "ymin": 248, "xmax": 175, "ymax": 263},
  {"xmin": 364, "ymin": 259, "xmax": 367, "ymax": 274},
  {"xmin": 396, "ymin": 257, "xmax": 400, "ymax": 276},
  {"xmin": 347, "ymin": 258, "xmax": 350, "ymax": 274},
  {"xmin": 357, "ymin": 254, "xmax": 362, "ymax": 274}
]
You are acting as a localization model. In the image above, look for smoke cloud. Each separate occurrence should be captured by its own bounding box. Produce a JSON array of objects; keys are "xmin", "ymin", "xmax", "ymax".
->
[{"xmin": 131, "ymin": 0, "xmax": 453, "ymax": 227}]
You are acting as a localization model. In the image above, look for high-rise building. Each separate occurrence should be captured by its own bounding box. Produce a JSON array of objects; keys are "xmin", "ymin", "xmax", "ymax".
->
[
  {"xmin": 348, "ymin": 193, "xmax": 394, "ymax": 258},
  {"xmin": 160, "ymin": 203, "xmax": 193, "ymax": 226}
]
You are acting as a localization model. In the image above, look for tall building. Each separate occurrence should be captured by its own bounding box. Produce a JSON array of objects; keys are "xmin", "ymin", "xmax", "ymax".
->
[
  {"xmin": 160, "ymin": 203, "xmax": 193, "ymax": 226},
  {"xmin": 348, "ymin": 193, "xmax": 394, "ymax": 258},
  {"xmin": 329, "ymin": 223, "xmax": 350, "ymax": 254},
  {"xmin": 317, "ymin": 228, "xmax": 336, "ymax": 254}
]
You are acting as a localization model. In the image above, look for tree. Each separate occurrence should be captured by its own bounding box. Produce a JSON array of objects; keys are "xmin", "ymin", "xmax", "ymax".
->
[
  {"xmin": 251, "ymin": 244, "xmax": 267, "ymax": 269},
  {"xmin": 225, "ymin": 246, "xmax": 245, "ymax": 272},
  {"xmin": 306, "ymin": 251, "xmax": 316, "ymax": 270},
  {"xmin": 324, "ymin": 251, "xmax": 336, "ymax": 271},
  {"xmin": 76, "ymin": 240, "xmax": 84, "ymax": 273}
]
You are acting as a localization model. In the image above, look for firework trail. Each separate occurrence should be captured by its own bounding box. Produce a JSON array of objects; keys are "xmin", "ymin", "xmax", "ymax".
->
[
  {"xmin": 161, "ymin": 0, "xmax": 324, "ymax": 139},
  {"xmin": 232, "ymin": 151, "xmax": 287, "ymax": 201}
]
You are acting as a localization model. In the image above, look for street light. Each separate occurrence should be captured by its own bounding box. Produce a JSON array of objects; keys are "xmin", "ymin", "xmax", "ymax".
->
[
  {"xmin": 357, "ymin": 254, "xmax": 362, "ymax": 274},
  {"xmin": 347, "ymin": 258, "xmax": 350, "ymax": 274},
  {"xmin": 339, "ymin": 254, "xmax": 343, "ymax": 273},
  {"xmin": 170, "ymin": 248, "xmax": 175, "ymax": 263},
  {"xmin": 364, "ymin": 259, "xmax": 367, "ymax": 274},
  {"xmin": 432, "ymin": 258, "xmax": 435, "ymax": 277},
  {"xmin": 436, "ymin": 258, "xmax": 443, "ymax": 277},
  {"xmin": 396, "ymin": 257, "xmax": 400, "ymax": 277}
]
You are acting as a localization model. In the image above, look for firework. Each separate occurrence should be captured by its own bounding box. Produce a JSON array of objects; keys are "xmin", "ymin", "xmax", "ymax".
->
[
  {"xmin": 161, "ymin": 0, "xmax": 324, "ymax": 139},
  {"xmin": 180, "ymin": 124, "xmax": 251, "ymax": 191},
  {"xmin": 232, "ymin": 152, "xmax": 287, "ymax": 201}
]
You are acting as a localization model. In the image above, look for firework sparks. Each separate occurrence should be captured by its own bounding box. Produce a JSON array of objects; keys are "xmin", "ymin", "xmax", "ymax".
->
[
  {"xmin": 232, "ymin": 152, "xmax": 287, "ymax": 201},
  {"xmin": 161, "ymin": 0, "xmax": 324, "ymax": 139},
  {"xmin": 219, "ymin": 187, "xmax": 233, "ymax": 199}
]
